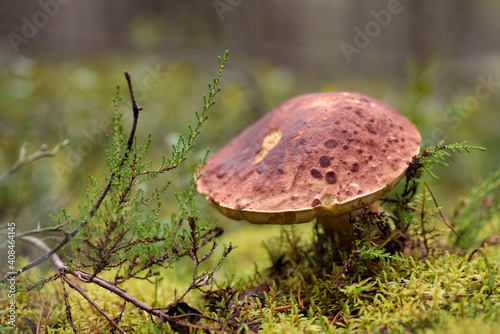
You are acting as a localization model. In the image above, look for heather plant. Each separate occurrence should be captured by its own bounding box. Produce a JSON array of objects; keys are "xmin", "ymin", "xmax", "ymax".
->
[{"xmin": 1, "ymin": 51, "xmax": 235, "ymax": 333}]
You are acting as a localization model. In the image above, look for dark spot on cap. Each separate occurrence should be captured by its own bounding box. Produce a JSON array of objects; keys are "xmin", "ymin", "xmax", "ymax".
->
[
  {"xmin": 334, "ymin": 120, "xmax": 341, "ymax": 125},
  {"xmin": 325, "ymin": 171, "xmax": 337, "ymax": 184},
  {"xmin": 342, "ymin": 127, "xmax": 348, "ymax": 133},
  {"xmin": 319, "ymin": 155, "xmax": 331, "ymax": 168},
  {"xmin": 347, "ymin": 138, "xmax": 353, "ymax": 143},
  {"xmin": 364, "ymin": 123, "xmax": 377, "ymax": 134},
  {"xmin": 256, "ymin": 166, "xmax": 264, "ymax": 174},
  {"xmin": 324, "ymin": 139, "xmax": 338, "ymax": 149},
  {"xmin": 355, "ymin": 108, "xmax": 364, "ymax": 117},
  {"xmin": 357, "ymin": 148, "xmax": 363, "ymax": 154},
  {"xmin": 369, "ymin": 117, "xmax": 375, "ymax": 123},
  {"xmin": 368, "ymin": 155, "xmax": 373, "ymax": 160},
  {"xmin": 311, "ymin": 169, "xmax": 323, "ymax": 180},
  {"xmin": 235, "ymin": 204, "xmax": 242, "ymax": 210},
  {"xmin": 351, "ymin": 163, "xmax": 359, "ymax": 172},
  {"xmin": 353, "ymin": 129, "xmax": 358, "ymax": 134},
  {"xmin": 311, "ymin": 198, "xmax": 321, "ymax": 207},
  {"xmin": 346, "ymin": 191, "xmax": 353, "ymax": 196},
  {"xmin": 343, "ymin": 144, "xmax": 349, "ymax": 150},
  {"xmin": 216, "ymin": 170, "xmax": 226, "ymax": 178}
]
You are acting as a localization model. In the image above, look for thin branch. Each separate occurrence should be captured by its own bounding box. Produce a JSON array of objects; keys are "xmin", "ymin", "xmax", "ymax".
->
[
  {"xmin": 70, "ymin": 270, "xmax": 209, "ymax": 330},
  {"xmin": 124, "ymin": 71, "xmax": 142, "ymax": 154},
  {"xmin": 20, "ymin": 236, "xmax": 66, "ymax": 270},
  {"xmin": 2, "ymin": 215, "xmax": 95, "ymax": 282},
  {"xmin": 0, "ymin": 139, "xmax": 69, "ymax": 184},
  {"xmin": 36, "ymin": 299, "xmax": 45, "ymax": 334},
  {"xmin": 424, "ymin": 182, "xmax": 461, "ymax": 238},
  {"xmin": 0, "ymin": 72, "xmax": 142, "ymax": 284},
  {"xmin": 60, "ymin": 275, "xmax": 77, "ymax": 334},
  {"xmin": 21, "ymin": 234, "xmax": 216, "ymax": 331},
  {"xmin": 63, "ymin": 276, "xmax": 127, "ymax": 334},
  {"xmin": 139, "ymin": 51, "xmax": 229, "ymax": 176},
  {"xmin": 12, "ymin": 222, "xmax": 69, "ymax": 239},
  {"xmin": 113, "ymin": 225, "xmax": 223, "ymax": 285}
]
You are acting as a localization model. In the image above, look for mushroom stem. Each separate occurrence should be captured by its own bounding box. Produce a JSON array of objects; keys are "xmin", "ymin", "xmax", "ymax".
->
[
  {"xmin": 317, "ymin": 214, "xmax": 355, "ymax": 250},
  {"xmin": 318, "ymin": 204, "xmax": 379, "ymax": 250}
]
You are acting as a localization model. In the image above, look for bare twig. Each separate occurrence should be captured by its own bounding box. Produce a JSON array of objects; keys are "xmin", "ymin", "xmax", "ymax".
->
[
  {"xmin": 70, "ymin": 270, "xmax": 209, "ymax": 330},
  {"xmin": 20, "ymin": 236, "xmax": 66, "ymax": 270},
  {"xmin": 424, "ymin": 182, "xmax": 461, "ymax": 238},
  {"xmin": 113, "ymin": 225, "xmax": 223, "ymax": 285},
  {"xmin": 0, "ymin": 139, "xmax": 69, "ymax": 184},
  {"xmin": 298, "ymin": 281, "xmax": 305, "ymax": 309},
  {"xmin": 421, "ymin": 184, "xmax": 429, "ymax": 252},
  {"xmin": 46, "ymin": 296, "xmax": 55, "ymax": 328},
  {"xmin": 36, "ymin": 299, "xmax": 45, "ymax": 334},
  {"xmin": 124, "ymin": 71, "xmax": 142, "ymax": 153},
  {"xmin": 12, "ymin": 222, "xmax": 69, "ymax": 239},
  {"xmin": 60, "ymin": 276, "xmax": 77, "ymax": 334},
  {"xmin": 330, "ymin": 308, "xmax": 343, "ymax": 326},
  {"xmin": 63, "ymin": 276, "xmax": 127, "ymax": 334}
]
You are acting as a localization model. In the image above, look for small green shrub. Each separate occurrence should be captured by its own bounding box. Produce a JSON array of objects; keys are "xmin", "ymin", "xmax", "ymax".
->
[{"xmin": 1, "ymin": 51, "xmax": 236, "ymax": 333}]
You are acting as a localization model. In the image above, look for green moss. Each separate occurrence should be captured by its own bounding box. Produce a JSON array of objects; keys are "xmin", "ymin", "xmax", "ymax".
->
[{"xmin": 230, "ymin": 244, "xmax": 500, "ymax": 334}]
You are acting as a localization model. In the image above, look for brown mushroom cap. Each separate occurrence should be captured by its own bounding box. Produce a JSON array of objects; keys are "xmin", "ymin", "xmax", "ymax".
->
[{"xmin": 197, "ymin": 92, "xmax": 421, "ymax": 224}]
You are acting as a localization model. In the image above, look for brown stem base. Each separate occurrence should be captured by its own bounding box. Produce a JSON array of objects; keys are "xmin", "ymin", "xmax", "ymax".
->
[{"xmin": 318, "ymin": 204, "xmax": 379, "ymax": 250}]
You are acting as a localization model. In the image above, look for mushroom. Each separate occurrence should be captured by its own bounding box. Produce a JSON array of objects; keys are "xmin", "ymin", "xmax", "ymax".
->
[{"xmin": 197, "ymin": 92, "xmax": 421, "ymax": 247}]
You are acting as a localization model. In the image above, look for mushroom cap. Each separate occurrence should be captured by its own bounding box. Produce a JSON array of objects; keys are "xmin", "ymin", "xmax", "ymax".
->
[{"xmin": 197, "ymin": 92, "xmax": 421, "ymax": 224}]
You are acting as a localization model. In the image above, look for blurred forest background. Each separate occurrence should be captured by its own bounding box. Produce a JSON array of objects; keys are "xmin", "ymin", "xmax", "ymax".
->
[{"xmin": 1, "ymin": 0, "xmax": 499, "ymax": 274}]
